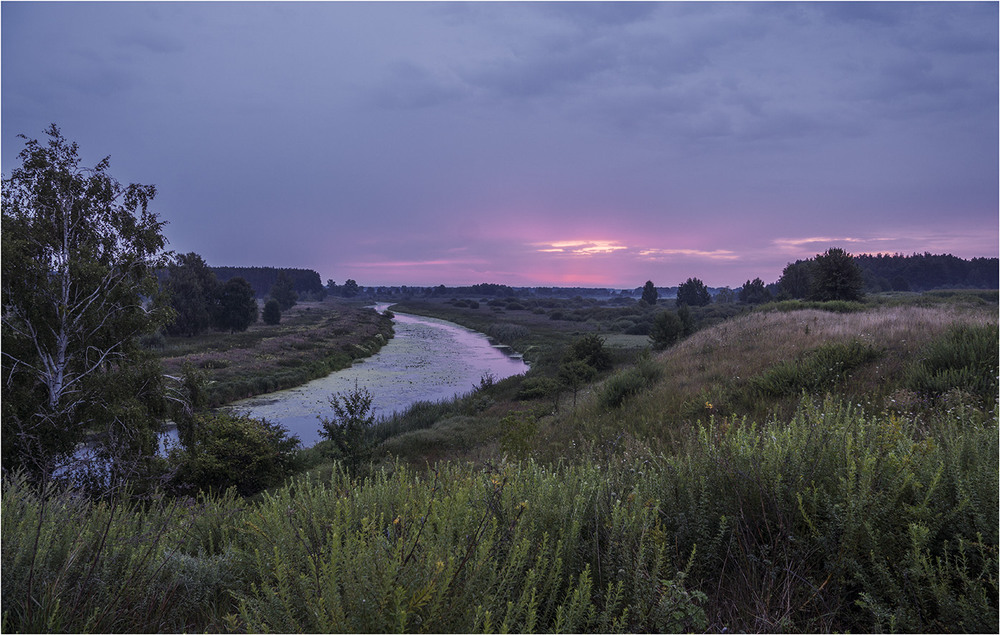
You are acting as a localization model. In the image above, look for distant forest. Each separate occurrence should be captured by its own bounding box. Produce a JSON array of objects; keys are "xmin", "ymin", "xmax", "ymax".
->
[
  {"xmin": 853, "ymin": 253, "xmax": 998, "ymax": 292},
  {"xmin": 201, "ymin": 252, "xmax": 996, "ymax": 302},
  {"xmin": 211, "ymin": 266, "xmax": 325, "ymax": 299}
]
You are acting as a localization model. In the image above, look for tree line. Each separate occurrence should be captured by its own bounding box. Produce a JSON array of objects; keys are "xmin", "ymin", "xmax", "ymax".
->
[
  {"xmin": 211, "ymin": 266, "xmax": 325, "ymax": 299},
  {"xmin": 854, "ymin": 252, "xmax": 998, "ymax": 292}
]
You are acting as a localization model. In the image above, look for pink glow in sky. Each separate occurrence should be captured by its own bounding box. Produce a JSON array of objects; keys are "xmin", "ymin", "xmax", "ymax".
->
[{"xmin": 3, "ymin": 2, "xmax": 997, "ymax": 288}]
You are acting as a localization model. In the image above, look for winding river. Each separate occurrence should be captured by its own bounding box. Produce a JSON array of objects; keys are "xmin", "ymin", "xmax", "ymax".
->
[{"xmin": 222, "ymin": 304, "xmax": 528, "ymax": 447}]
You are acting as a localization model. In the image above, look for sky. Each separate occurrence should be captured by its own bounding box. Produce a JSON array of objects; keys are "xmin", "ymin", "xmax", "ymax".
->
[{"xmin": 2, "ymin": 1, "xmax": 997, "ymax": 289}]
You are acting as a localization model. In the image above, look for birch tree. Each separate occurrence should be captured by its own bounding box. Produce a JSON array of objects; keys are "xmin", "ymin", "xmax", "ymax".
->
[{"xmin": 1, "ymin": 125, "xmax": 172, "ymax": 482}]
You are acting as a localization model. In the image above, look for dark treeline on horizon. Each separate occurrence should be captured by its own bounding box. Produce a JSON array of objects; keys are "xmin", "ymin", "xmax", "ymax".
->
[
  {"xmin": 176, "ymin": 252, "xmax": 997, "ymax": 302},
  {"xmin": 211, "ymin": 266, "xmax": 325, "ymax": 299},
  {"xmin": 853, "ymin": 252, "xmax": 998, "ymax": 292}
]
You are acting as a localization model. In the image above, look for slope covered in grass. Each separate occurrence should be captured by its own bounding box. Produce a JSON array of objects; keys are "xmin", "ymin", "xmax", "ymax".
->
[{"xmin": 4, "ymin": 300, "xmax": 997, "ymax": 633}]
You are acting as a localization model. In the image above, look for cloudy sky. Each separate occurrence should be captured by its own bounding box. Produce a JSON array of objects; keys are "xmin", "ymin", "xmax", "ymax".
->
[{"xmin": 3, "ymin": 1, "xmax": 997, "ymax": 288}]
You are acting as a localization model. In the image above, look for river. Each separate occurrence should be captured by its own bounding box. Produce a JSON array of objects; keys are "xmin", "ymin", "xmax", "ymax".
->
[{"xmin": 219, "ymin": 304, "xmax": 528, "ymax": 447}]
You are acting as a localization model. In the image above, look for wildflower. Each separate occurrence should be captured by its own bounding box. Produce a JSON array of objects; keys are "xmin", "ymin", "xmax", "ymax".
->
[{"xmin": 705, "ymin": 401, "xmax": 713, "ymax": 410}]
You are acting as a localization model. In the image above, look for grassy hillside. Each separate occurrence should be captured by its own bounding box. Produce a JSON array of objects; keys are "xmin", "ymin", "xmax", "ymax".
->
[
  {"xmin": 371, "ymin": 301, "xmax": 996, "ymax": 467},
  {"xmin": 3, "ymin": 298, "xmax": 997, "ymax": 633}
]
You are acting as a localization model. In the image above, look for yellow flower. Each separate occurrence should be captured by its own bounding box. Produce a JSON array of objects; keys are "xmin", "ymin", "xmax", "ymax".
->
[
  {"xmin": 705, "ymin": 402, "xmax": 713, "ymax": 410},
  {"xmin": 393, "ymin": 516, "xmax": 400, "ymax": 525}
]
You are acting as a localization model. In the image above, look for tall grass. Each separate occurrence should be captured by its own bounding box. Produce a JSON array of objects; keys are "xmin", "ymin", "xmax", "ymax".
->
[
  {"xmin": 1, "ymin": 477, "xmax": 242, "ymax": 633},
  {"xmin": 5, "ymin": 394, "xmax": 995, "ymax": 633},
  {"xmin": 647, "ymin": 397, "xmax": 998, "ymax": 632},
  {"xmin": 231, "ymin": 462, "xmax": 705, "ymax": 633}
]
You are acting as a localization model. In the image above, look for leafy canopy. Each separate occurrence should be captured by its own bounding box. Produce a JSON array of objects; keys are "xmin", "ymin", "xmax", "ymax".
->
[{"xmin": 2, "ymin": 124, "xmax": 171, "ymax": 481}]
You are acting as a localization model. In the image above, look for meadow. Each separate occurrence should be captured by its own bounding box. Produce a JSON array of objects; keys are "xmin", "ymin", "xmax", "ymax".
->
[
  {"xmin": 2, "ymin": 292, "xmax": 997, "ymax": 633},
  {"xmin": 155, "ymin": 301, "xmax": 394, "ymax": 406}
]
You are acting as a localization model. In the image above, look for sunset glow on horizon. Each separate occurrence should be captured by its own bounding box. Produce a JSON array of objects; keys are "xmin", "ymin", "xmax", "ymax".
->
[{"xmin": 3, "ymin": 2, "xmax": 996, "ymax": 289}]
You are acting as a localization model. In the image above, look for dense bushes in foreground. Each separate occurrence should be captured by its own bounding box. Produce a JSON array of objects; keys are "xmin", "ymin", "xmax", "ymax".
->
[{"xmin": 3, "ymin": 398, "xmax": 996, "ymax": 633}]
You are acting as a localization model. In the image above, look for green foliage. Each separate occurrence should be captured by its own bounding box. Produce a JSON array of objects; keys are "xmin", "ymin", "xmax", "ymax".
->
[
  {"xmin": 499, "ymin": 411, "xmax": 538, "ymax": 457},
  {"xmin": 906, "ymin": 323, "xmax": 999, "ymax": 406},
  {"xmin": 262, "ymin": 298, "xmax": 282, "ymax": 325},
  {"xmin": 779, "ymin": 259, "xmax": 814, "ymax": 298},
  {"xmin": 212, "ymin": 265, "xmax": 325, "ymax": 299},
  {"xmin": 168, "ymin": 411, "xmax": 300, "ymax": 496},
  {"xmin": 568, "ymin": 333, "xmax": 612, "ymax": 371},
  {"xmin": 744, "ymin": 340, "xmax": 883, "ymax": 401},
  {"xmin": 1, "ymin": 475, "xmax": 241, "ymax": 633},
  {"xmin": 211, "ymin": 276, "xmax": 258, "ymax": 333},
  {"xmin": 342, "ymin": 278, "xmax": 360, "ymax": 298},
  {"xmin": 165, "ymin": 252, "xmax": 218, "ymax": 336},
  {"xmin": 517, "ymin": 376, "xmax": 561, "ymax": 401},
  {"xmin": 231, "ymin": 462, "xmax": 705, "ymax": 633},
  {"xmin": 486, "ymin": 322, "xmax": 531, "ymax": 345},
  {"xmin": 677, "ymin": 277, "xmax": 711, "ymax": 307},
  {"xmin": 641, "ymin": 280, "xmax": 658, "ymax": 305},
  {"xmin": 1, "ymin": 124, "xmax": 171, "ymax": 482},
  {"xmin": 560, "ymin": 359, "xmax": 598, "ymax": 409},
  {"xmin": 649, "ymin": 398, "xmax": 998, "ymax": 632},
  {"xmin": 269, "ymin": 271, "xmax": 298, "ymax": 311},
  {"xmin": 739, "ymin": 277, "xmax": 772, "ymax": 304},
  {"xmin": 318, "ymin": 384, "xmax": 377, "ymax": 474},
  {"xmin": 599, "ymin": 354, "xmax": 662, "ymax": 409},
  {"xmin": 3, "ymin": 396, "xmax": 994, "ymax": 633},
  {"xmin": 649, "ymin": 310, "xmax": 683, "ymax": 350},
  {"xmin": 810, "ymin": 247, "xmax": 865, "ymax": 302}
]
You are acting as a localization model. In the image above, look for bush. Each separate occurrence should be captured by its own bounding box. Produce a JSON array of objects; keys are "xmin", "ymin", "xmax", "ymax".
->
[
  {"xmin": 649, "ymin": 310, "xmax": 683, "ymax": 350},
  {"xmin": 647, "ymin": 398, "xmax": 998, "ymax": 632},
  {"xmin": 231, "ymin": 462, "xmax": 707, "ymax": 633},
  {"xmin": 600, "ymin": 355, "xmax": 662, "ymax": 408},
  {"xmin": 744, "ymin": 340, "xmax": 882, "ymax": 401},
  {"xmin": 262, "ymin": 298, "xmax": 281, "ymax": 325},
  {"xmin": 168, "ymin": 412, "xmax": 300, "ymax": 496},
  {"xmin": 318, "ymin": 385, "xmax": 377, "ymax": 474},
  {"xmin": 568, "ymin": 333, "xmax": 612, "ymax": 371},
  {"xmin": 518, "ymin": 376, "xmax": 561, "ymax": 401},
  {"xmin": 907, "ymin": 323, "xmax": 999, "ymax": 406}
]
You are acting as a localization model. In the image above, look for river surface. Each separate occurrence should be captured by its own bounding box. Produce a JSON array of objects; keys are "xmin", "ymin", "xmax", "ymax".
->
[{"xmin": 221, "ymin": 304, "xmax": 528, "ymax": 447}]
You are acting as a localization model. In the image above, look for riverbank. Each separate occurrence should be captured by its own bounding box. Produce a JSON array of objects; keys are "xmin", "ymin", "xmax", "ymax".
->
[
  {"xmin": 157, "ymin": 300, "xmax": 394, "ymax": 407},
  {"xmin": 226, "ymin": 308, "xmax": 529, "ymax": 447}
]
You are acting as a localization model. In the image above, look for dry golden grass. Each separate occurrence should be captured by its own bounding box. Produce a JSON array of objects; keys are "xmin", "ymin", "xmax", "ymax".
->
[
  {"xmin": 532, "ymin": 304, "xmax": 997, "ymax": 456},
  {"xmin": 667, "ymin": 305, "xmax": 994, "ymax": 391}
]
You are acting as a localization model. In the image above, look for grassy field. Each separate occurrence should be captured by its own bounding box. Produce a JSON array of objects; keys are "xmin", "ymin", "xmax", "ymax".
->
[
  {"xmin": 3, "ymin": 292, "xmax": 997, "ymax": 633},
  {"xmin": 155, "ymin": 300, "xmax": 394, "ymax": 406}
]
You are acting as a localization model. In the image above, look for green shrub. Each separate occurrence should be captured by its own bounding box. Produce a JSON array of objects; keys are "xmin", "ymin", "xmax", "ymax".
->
[
  {"xmin": 230, "ymin": 462, "xmax": 706, "ymax": 633},
  {"xmin": 262, "ymin": 298, "xmax": 281, "ymax": 325},
  {"xmin": 168, "ymin": 412, "xmax": 301, "ymax": 496},
  {"xmin": 906, "ymin": 323, "xmax": 998, "ymax": 406},
  {"xmin": 744, "ymin": 340, "xmax": 882, "ymax": 400},
  {"xmin": 649, "ymin": 310, "xmax": 683, "ymax": 350},
  {"xmin": 645, "ymin": 397, "xmax": 998, "ymax": 632},
  {"xmin": 318, "ymin": 385, "xmax": 377, "ymax": 474},
  {"xmin": 518, "ymin": 376, "xmax": 561, "ymax": 401},
  {"xmin": 600, "ymin": 355, "xmax": 662, "ymax": 408},
  {"xmin": 568, "ymin": 333, "xmax": 612, "ymax": 371}
]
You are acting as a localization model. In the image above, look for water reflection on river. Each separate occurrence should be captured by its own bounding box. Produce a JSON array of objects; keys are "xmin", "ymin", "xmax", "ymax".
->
[{"xmin": 222, "ymin": 304, "xmax": 528, "ymax": 447}]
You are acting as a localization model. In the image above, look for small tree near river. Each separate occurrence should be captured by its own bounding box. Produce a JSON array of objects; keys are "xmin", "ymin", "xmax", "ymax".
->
[{"xmin": 318, "ymin": 384, "xmax": 376, "ymax": 474}]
